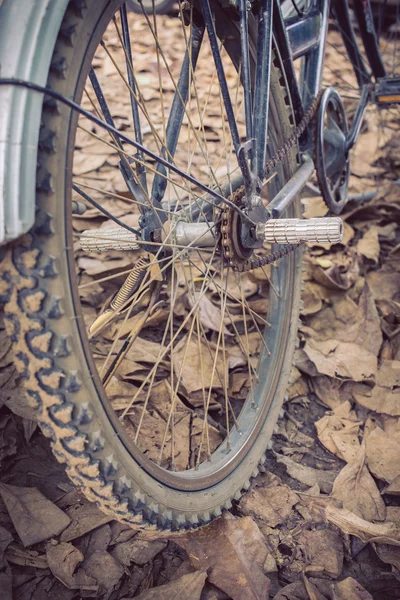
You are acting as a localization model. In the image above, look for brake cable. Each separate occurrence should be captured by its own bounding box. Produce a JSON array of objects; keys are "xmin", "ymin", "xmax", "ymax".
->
[{"xmin": 0, "ymin": 78, "xmax": 256, "ymax": 226}]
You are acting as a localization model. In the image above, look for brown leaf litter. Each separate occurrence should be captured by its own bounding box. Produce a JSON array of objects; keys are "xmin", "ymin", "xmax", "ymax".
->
[{"xmin": 1, "ymin": 13, "xmax": 400, "ymax": 600}]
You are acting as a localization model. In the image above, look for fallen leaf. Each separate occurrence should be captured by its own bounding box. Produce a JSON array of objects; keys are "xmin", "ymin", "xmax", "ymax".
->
[
  {"xmin": 178, "ymin": 516, "xmax": 270, "ymax": 600},
  {"xmin": 272, "ymin": 581, "xmax": 326, "ymax": 600},
  {"xmin": 81, "ymin": 550, "xmax": 124, "ymax": 594},
  {"xmin": 111, "ymin": 537, "xmax": 167, "ymax": 567},
  {"xmin": 239, "ymin": 484, "xmax": 298, "ymax": 527},
  {"xmin": 312, "ymin": 249, "xmax": 359, "ymax": 291},
  {"xmin": 356, "ymin": 227, "xmax": 380, "ymax": 263},
  {"xmin": 0, "ymin": 484, "xmax": 71, "ymax": 547},
  {"xmin": 298, "ymin": 529, "xmax": 344, "ymax": 578},
  {"xmin": 303, "ymin": 339, "xmax": 377, "ymax": 381},
  {"xmin": 188, "ymin": 291, "xmax": 231, "ymax": 335},
  {"xmin": 321, "ymin": 502, "xmax": 400, "ymax": 545},
  {"xmin": 374, "ymin": 542, "xmax": 400, "ymax": 572},
  {"xmin": 353, "ymin": 383, "xmax": 400, "ymax": 416},
  {"xmin": 124, "ymin": 570, "xmax": 207, "ymax": 600},
  {"xmin": 315, "ymin": 401, "xmax": 362, "ymax": 462},
  {"xmin": 173, "ymin": 335, "xmax": 227, "ymax": 394},
  {"xmin": 312, "ymin": 375, "xmax": 355, "ymax": 410},
  {"xmin": 386, "ymin": 474, "xmax": 400, "ymax": 495},
  {"xmin": 366, "ymin": 270, "xmax": 400, "ymax": 301},
  {"xmin": 46, "ymin": 542, "xmax": 84, "ymax": 589},
  {"xmin": 305, "ymin": 283, "xmax": 382, "ymax": 356},
  {"xmin": 375, "ymin": 360, "xmax": 400, "ymax": 387},
  {"xmin": 0, "ymin": 526, "xmax": 13, "ymax": 560},
  {"xmin": 275, "ymin": 453, "xmax": 338, "ymax": 494},
  {"xmin": 4, "ymin": 543, "xmax": 48, "ymax": 569},
  {"xmin": 331, "ymin": 454, "xmax": 386, "ymax": 521},
  {"xmin": 365, "ymin": 426, "xmax": 400, "ymax": 483},
  {"xmin": 60, "ymin": 502, "xmax": 113, "ymax": 542},
  {"xmin": 333, "ymin": 577, "xmax": 373, "ymax": 600}
]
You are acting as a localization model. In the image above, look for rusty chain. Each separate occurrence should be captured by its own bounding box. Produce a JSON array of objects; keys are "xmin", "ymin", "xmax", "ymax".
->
[{"xmin": 221, "ymin": 89, "xmax": 324, "ymax": 272}]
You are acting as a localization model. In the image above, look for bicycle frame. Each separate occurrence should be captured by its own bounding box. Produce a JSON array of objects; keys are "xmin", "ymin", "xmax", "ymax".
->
[{"xmin": 0, "ymin": 0, "xmax": 389, "ymax": 245}]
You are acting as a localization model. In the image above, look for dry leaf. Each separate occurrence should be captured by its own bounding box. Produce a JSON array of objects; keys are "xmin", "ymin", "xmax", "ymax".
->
[
  {"xmin": 366, "ymin": 270, "xmax": 400, "ymax": 301},
  {"xmin": 124, "ymin": 570, "xmax": 207, "ymax": 600},
  {"xmin": 46, "ymin": 542, "xmax": 84, "ymax": 589},
  {"xmin": 353, "ymin": 383, "xmax": 400, "ymax": 416},
  {"xmin": 188, "ymin": 292, "xmax": 231, "ymax": 335},
  {"xmin": 173, "ymin": 335, "xmax": 226, "ymax": 394},
  {"xmin": 81, "ymin": 550, "xmax": 124, "ymax": 594},
  {"xmin": 303, "ymin": 339, "xmax": 377, "ymax": 381},
  {"xmin": 312, "ymin": 375, "xmax": 355, "ymax": 410},
  {"xmin": 178, "ymin": 516, "xmax": 270, "ymax": 600},
  {"xmin": 315, "ymin": 401, "xmax": 362, "ymax": 462},
  {"xmin": 312, "ymin": 249, "xmax": 359, "ymax": 291},
  {"xmin": 357, "ymin": 227, "xmax": 380, "ymax": 263},
  {"xmin": 4, "ymin": 543, "xmax": 48, "ymax": 569},
  {"xmin": 298, "ymin": 529, "xmax": 344, "ymax": 578},
  {"xmin": 272, "ymin": 581, "xmax": 326, "ymax": 600},
  {"xmin": 333, "ymin": 577, "xmax": 373, "ymax": 600},
  {"xmin": 275, "ymin": 453, "xmax": 338, "ymax": 494},
  {"xmin": 323, "ymin": 503, "xmax": 400, "ymax": 545},
  {"xmin": 365, "ymin": 426, "xmax": 400, "ymax": 483},
  {"xmin": 331, "ymin": 454, "xmax": 386, "ymax": 521},
  {"xmin": 111, "ymin": 537, "xmax": 167, "ymax": 567},
  {"xmin": 305, "ymin": 283, "xmax": 382, "ymax": 356},
  {"xmin": 386, "ymin": 474, "xmax": 400, "ymax": 495},
  {"xmin": 60, "ymin": 502, "xmax": 113, "ymax": 542},
  {"xmin": 374, "ymin": 543, "xmax": 400, "ymax": 572},
  {"xmin": 0, "ymin": 484, "xmax": 71, "ymax": 547},
  {"xmin": 0, "ymin": 526, "xmax": 13, "ymax": 560},
  {"xmin": 239, "ymin": 485, "xmax": 298, "ymax": 527}
]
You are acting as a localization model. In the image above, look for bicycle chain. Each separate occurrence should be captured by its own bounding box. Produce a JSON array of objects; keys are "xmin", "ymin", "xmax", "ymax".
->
[{"xmin": 221, "ymin": 89, "xmax": 324, "ymax": 272}]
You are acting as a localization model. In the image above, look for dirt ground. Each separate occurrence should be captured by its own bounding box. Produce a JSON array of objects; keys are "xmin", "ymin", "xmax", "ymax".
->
[{"xmin": 1, "ymin": 10, "xmax": 400, "ymax": 600}]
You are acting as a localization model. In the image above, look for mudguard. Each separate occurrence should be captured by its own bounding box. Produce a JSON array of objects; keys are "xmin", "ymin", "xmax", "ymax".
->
[{"xmin": 0, "ymin": 0, "xmax": 69, "ymax": 244}]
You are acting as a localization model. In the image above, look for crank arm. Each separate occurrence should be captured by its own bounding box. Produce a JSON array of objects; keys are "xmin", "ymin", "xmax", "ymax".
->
[{"xmin": 345, "ymin": 84, "xmax": 371, "ymax": 151}]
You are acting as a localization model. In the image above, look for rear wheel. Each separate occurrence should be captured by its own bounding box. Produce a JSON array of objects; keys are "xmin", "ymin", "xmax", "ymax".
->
[{"xmin": 3, "ymin": 0, "xmax": 303, "ymax": 529}]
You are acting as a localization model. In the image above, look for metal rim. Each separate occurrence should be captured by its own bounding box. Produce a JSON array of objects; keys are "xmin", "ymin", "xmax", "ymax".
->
[{"xmin": 65, "ymin": 3, "xmax": 299, "ymax": 491}]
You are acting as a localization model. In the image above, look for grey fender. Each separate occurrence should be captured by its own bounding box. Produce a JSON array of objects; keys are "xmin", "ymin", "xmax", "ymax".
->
[{"xmin": 0, "ymin": 0, "xmax": 70, "ymax": 244}]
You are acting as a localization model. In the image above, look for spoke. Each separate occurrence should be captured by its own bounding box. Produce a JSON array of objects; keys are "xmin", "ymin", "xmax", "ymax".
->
[
  {"xmin": 238, "ymin": 274, "xmax": 256, "ymax": 408},
  {"xmin": 120, "ymin": 245, "xmax": 219, "ymax": 420},
  {"xmin": 72, "ymin": 179, "xmax": 174, "ymax": 217},
  {"xmin": 200, "ymin": 0, "xmax": 252, "ymax": 190},
  {"xmin": 118, "ymin": 6, "xmax": 147, "ymax": 191},
  {"xmin": 75, "ymin": 122, "xmax": 252, "ymax": 222},
  {"xmin": 72, "ymin": 184, "xmax": 141, "ymax": 236},
  {"xmin": 139, "ymin": 9, "xmax": 224, "ymax": 194},
  {"xmin": 195, "ymin": 310, "xmax": 211, "ymax": 463},
  {"xmin": 151, "ymin": 21, "xmax": 205, "ymax": 204},
  {"xmin": 88, "ymin": 67, "xmax": 149, "ymax": 209},
  {"xmin": 220, "ymin": 263, "xmax": 232, "ymax": 448},
  {"xmin": 183, "ymin": 254, "xmax": 239, "ymax": 423},
  {"xmin": 178, "ymin": 8, "xmax": 224, "ymax": 196},
  {"xmin": 192, "ymin": 253, "xmax": 260, "ymax": 384}
]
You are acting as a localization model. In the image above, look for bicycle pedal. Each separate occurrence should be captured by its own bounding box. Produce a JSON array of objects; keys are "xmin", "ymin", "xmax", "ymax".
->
[
  {"xmin": 374, "ymin": 77, "xmax": 400, "ymax": 105},
  {"xmin": 80, "ymin": 227, "xmax": 139, "ymax": 252},
  {"xmin": 257, "ymin": 217, "xmax": 343, "ymax": 245}
]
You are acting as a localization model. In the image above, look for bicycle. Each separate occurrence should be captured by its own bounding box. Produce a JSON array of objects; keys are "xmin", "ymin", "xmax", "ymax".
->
[{"xmin": 0, "ymin": 0, "xmax": 398, "ymax": 530}]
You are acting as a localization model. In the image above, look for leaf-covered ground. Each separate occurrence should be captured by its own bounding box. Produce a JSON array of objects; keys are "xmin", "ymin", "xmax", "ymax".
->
[{"xmin": 1, "ymin": 12, "xmax": 400, "ymax": 600}]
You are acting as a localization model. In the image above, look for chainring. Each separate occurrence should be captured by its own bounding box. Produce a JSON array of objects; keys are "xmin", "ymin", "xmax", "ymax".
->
[{"xmin": 315, "ymin": 87, "xmax": 350, "ymax": 215}]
